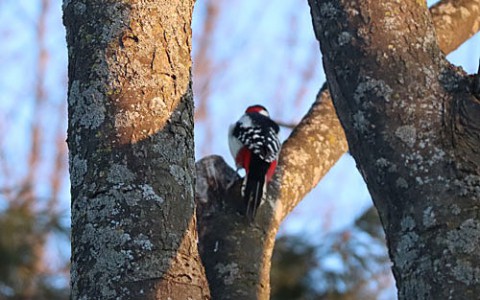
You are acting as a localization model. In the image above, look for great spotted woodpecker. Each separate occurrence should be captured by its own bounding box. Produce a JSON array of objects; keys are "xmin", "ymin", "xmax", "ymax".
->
[{"xmin": 228, "ymin": 105, "xmax": 281, "ymax": 220}]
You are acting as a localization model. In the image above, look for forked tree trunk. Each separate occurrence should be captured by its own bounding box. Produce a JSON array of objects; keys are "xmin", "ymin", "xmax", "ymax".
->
[{"xmin": 308, "ymin": 0, "xmax": 480, "ymax": 298}]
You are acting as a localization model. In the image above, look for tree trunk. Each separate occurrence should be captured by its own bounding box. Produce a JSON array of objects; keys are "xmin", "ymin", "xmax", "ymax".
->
[
  {"xmin": 64, "ymin": 1, "xmax": 209, "ymax": 299},
  {"xmin": 308, "ymin": 0, "xmax": 480, "ymax": 298}
]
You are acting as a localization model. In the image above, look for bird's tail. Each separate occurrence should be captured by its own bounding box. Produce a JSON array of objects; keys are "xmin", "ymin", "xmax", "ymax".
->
[{"xmin": 242, "ymin": 155, "xmax": 270, "ymax": 221}]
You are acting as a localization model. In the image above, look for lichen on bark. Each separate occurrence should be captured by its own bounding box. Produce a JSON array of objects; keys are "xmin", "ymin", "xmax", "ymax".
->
[{"xmin": 65, "ymin": 0, "xmax": 209, "ymax": 299}]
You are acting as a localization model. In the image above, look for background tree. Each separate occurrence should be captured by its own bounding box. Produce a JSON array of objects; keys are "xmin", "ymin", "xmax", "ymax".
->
[
  {"xmin": 271, "ymin": 207, "xmax": 392, "ymax": 300},
  {"xmin": 0, "ymin": 0, "xmax": 69, "ymax": 298}
]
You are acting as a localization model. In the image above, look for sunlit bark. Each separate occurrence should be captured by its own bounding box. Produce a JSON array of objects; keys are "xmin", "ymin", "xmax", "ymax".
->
[{"xmin": 64, "ymin": 1, "xmax": 209, "ymax": 298}]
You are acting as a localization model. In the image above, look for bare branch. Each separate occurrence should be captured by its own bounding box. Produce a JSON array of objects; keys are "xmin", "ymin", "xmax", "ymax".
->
[
  {"xmin": 274, "ymin": 119, "xmax": 297, "ymax": 129},
  {"xmin": 273, "ymin": 89, "xmax": 347, "ymax": 221},
  {"xmin": 431, "ymin": 0, "xmax": 480, "ymax": 54}
]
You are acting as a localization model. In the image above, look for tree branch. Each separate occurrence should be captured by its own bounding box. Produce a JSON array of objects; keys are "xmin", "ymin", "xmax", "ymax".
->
[
  {"xmin": 431, "ymin": 0, "xmax": 480, "ymax": 54},
  {"xmin": 273, "ymin": 88, "xmax": 347, "ymax": 221}
]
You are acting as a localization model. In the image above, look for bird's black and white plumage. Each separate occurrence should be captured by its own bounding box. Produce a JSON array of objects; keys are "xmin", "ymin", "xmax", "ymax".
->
[{"xmin": 228, "ymin": 105, "xmax": 281, "ymax": 220}]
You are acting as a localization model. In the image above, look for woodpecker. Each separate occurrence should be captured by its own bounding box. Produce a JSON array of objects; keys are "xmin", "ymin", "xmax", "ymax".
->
[{"xmin": 228, "ymin": 105, "xmax": 281, "ymax": 220}]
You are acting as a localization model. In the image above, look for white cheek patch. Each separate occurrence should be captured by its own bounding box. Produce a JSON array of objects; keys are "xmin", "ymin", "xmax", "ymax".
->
[
  {"xmin": 258, "ymin": 109, "xmax": 269, "ymax": 117},
  {"xmin": 238, "ymin": 114, "xmax": 253, "ymax": 127}
]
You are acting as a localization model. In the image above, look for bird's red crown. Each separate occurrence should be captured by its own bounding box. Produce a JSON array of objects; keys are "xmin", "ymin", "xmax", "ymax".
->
[{"xmin": 245, "ymin": 105, "xmax": 268, "ymax": 116}]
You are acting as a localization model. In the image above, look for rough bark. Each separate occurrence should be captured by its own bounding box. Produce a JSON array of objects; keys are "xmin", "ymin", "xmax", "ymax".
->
[
  {"xmin": 309, "ymin": 0, "xmax": 480, "ymax": 299},
  {"xmin": 196, "ymin": 156, "xmax": 272, "ymax": 299},
  {"xmin": 64, "ymin": 0, "xmax": 209, "ymax": 299},
  {"xmin": 196, "ymin": 0, "xmax": 480, "ymax": 299}
]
